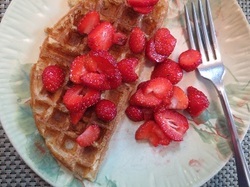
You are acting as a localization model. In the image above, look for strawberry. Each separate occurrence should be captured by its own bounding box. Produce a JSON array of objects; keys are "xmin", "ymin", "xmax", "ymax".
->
[
  {"xmin": 80, "ymin": 72, "xmax": 110, "ymax": 91},
  {"xmin": 42, "ymin": 65, "xmax": 65, "ymax": 93},
  {"xmin": 95, "ymin": 99, "xmax": 117, "ymax": 122},
  {"xmin": 69, "ymin": 109, "xmax": 86, "ymax": 125},
  {"xmin": 186, "ymin": 86, "xmax": 209, "ymax": 117},
  {"xmin": 154, "ymin": 28, "xmax": 177, "ymax": 56},
  {"xmin": 63, "ymin": 85, "xmax": 101, "ymax": 112},
  {"xmin": 88, "ymin": 21, "xmax": 115, "ymax": 51},
  {"xmin": 118, "ymin": 58, "xmax": 139, "ymax": 83},
  {"xmin": 135, "ymin": 120, "xmax": 171, "ymax": 147},
  {"xmin": 127, "ymin": 0, "xmax": 159, "ymax": 7},
  {"xmin": 89, "ymin": 51, "xmax": 122, "ymax": 89},
  {"xmin": 143, "ymin": 78, "xmax": 173, "ymax": 100},
  {"xmin": 154, "ymin": 109, "xmax": 189, "ymax": 141},
  {"xmin": 70, "ymin": 55, "xmax": 88, "ymax": 84},
  {"xmin": 113, "ymin": 31, "xmax": 127, "ymax": 46},
  {"xmin": 125, "ymin": 105, "xmax": 144, "ymax": 122},
  {"xmin": 145, "ymin": 38, "xmax": 168, "ymax": 63},
  {"xmin": 77, "ymin": 11, "xmax": 100, "ymax": 35},
  {"xmin": 129, "ymin": 27, "xmax": 146, "ymax": 54},
  {"xmin": 165, "ymin": 86, "xmax": 188, "ymax": 110},
  {"xmin": 151, "ymin": 59, "xmax": 183, "ymax": 85},
  {"xmin": 132, "ymin": 5, "xmax": 154, "ymax": 14},
  {"xmin": 178, "ymin": 49, "xmax": 202, "ymax": 72},
  {"xmin": 76, "ymin": 124, "xmax": 101, "ymax": 147}
]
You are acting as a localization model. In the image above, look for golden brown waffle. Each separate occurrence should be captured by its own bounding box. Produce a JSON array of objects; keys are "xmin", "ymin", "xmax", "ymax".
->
[{"xmin": 30, "ymin": 0, "xmax": 168, "ymax": 182}]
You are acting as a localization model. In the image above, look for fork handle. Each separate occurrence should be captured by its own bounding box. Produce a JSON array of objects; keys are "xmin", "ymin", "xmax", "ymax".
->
[{"xmin": 217, "ymin": 84, "xmax": 250, "ymax": 187}]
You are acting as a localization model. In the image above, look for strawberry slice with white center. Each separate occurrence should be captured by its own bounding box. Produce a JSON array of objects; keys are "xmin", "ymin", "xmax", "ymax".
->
[
  {"xmin": 88, "ymin": 21, "xmax": 115, "ymax": 51},
  {"xmin": 76, "ymin": 124, "xmax": 101, "ymax": 147},
  {"xmin": 154, "ymin": 109, "xmax": 189, "ymax": 141},
  {"xmin": 77, "ymin": 11, "xmax": 100, "ymax": 35},
  {"xmin": 70, "ymin": 55, "xmax": 88, "ymax": 84},
  {"xmin": 165, "ymin": 86, "xmax": 188, "ymax": 110},
  {"xmin": 178, "ymin": 49, "xmax": 202, "ymax": 72}
]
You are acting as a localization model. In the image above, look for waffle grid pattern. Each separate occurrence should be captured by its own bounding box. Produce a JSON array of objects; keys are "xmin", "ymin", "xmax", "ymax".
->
[{"xmin": 0, "ymin": 0, "xmax": 250, "ymax": 186}]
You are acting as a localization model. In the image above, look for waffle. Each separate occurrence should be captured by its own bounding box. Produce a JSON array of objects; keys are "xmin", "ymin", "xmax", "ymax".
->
[{"xmin": 30, "ymin": 0, "xmax": 168, "ymax": 182}]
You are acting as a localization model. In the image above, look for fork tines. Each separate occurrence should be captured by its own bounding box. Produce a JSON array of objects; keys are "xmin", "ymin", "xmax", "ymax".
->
[{"xmin": 184, "ymin": 0, "xmax": 221, "ymax": 63}]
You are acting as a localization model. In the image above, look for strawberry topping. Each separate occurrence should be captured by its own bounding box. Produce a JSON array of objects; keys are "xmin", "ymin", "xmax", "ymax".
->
[
  {"xmin": 125, "ymin": 105, "xmax": 144, "ymax": 122},
  {"xmin": 76, "ymin": 124, "xmax": 101, "ymax": 147},
  {"xmin": 178, "ymin": 49, "xmax": 202, "ymax": 72},
  {"xmin": 118, "ymin": 57, "xmax": 139, "ymax": 83},
  {"xmin": 129, "ymin": 27, "xmax": 146, "ymax": 54},
  {"xmin": 113, "ymin": 31, "xmax": 128, "ymax": 46},
  {"xmin": 70, "ymin": 55, "xmax": 88, "ymax": 84},
  {"xmin": 95, "ymin": 99, "xmax": 117, "ymax": 122},
  {"xmin": 165, "ymin": 86, "xmax": 188, "ymax": 110},
  {"xmin": 154, "ymin": 109, "xmax": 189, "ymax": 141},
  {"xmin": 42, "ymin": 65, "xmax": 65, "ymax": 93},
  {"xmin": 186, "ymin": 86, "xmax": 209, "ymax": 117},
  {"xmin": 77, "ymin": 11, "xmax": 100, "ymax": 35},
  {"xmin": 145, "ymin": 38, "xmax": 168, "ymax": 63},
  {"xmin": 127, "ymin": 0, "xmax": 159, "ymax": 7},
  {"xmin": 88, "ymin": 21, "xmax": 115, "ymax": 51}
]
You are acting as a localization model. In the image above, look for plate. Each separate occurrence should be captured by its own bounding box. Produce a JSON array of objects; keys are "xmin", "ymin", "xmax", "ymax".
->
[{"xmin": 0, "ymin": 0, "xmax": 250, "ymax": 186}]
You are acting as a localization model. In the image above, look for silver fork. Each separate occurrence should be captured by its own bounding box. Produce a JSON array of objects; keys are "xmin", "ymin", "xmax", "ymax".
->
[{"xmin": 184, "ymin": 0, "xmax": 250, "ymax": 186}]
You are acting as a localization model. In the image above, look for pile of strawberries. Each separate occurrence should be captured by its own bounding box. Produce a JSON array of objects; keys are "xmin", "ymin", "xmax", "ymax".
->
[{"xmin": 41, "ymin": 0, "xmax": 209, "ymax": 148}]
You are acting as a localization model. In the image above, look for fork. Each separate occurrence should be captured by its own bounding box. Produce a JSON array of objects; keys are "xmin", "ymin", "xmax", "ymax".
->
[{"xmin": 184, "ymin": 0, "xmax": 250, "ymax": 186}]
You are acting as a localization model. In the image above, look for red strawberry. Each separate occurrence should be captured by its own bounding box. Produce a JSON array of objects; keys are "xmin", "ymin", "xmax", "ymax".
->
[
  {"xmin": 77, "ymin": 11, "xmax": 100, "ymax": 35},
  {"xmin": 178, "ymin": 49, "xmax": 202, "ymax": 72},
  {"xmin": 129, "ymin": 27, "xmax": 146, "ymax": 54},
  {"xmin": 186, "ymin": 86, "xmax": 209, "ymax": 117},
  {"xmin": 154, "ymin": 28, "xmax": 177, "ymax": 56},
  {"xmin": 89, "ymin": 51, "xmax": 122, "ymax": 89},
  {"xmin": 127, "ymin": 0, "xmax": 159, "ymax": 7},
  {"xmin": 70, "ymin": 55, "xmax": 88, "ymax": 84},
  {"xmin": 81, "ymin": 72, "xmax": 110, "ymax": 91},
  {"xmin": 118, "ymin": 58, "xmax": 139, "ymax": 83},
  {"xmin": 95, "ymin": 99, "xmax": 117, "ymax": 122},
  {"xmin": 135, "ymin": 120, "xmax": 170, "ymax": 147},
  {"xmin": 154, "ymin": 109, "xmax": 189, "ymax": 141},
  {"xmin": 151, "ymin": 59, "xmax": 183, "ymax": 85},
  {"xmin": 113, "ymin": 31, "xmax": 127, "ymax": 46},
  {"xmin": 88, "ymin": 21, "xmax": 115, "ymax": 51},
  {"xmin": 145, "ymin": 38, "xmax": 168, "ymax": 63},
  {"xmin": 125, "ymin": 105, "xmax": 144, "ymax": 122},
  {"xmin": 165, "ymin": 86, "xmax": 188, "ymax": 110},
  {"xmin": 69, "ymin": 109, "xmax": 86, "ymax": 125},
  {"xmin": 76, "ymin": 124, "xmax": 101, "ymax": 147},
  {"xmin": 42, "ymin": 65, "xmax": 65, "ymax": 93},
  {"xmin": 143, "ymin": 77, "xmax": 173, "ymax": 100},
  {"xmin": 132, "ymin": 5, "xmax": 154, "ymax": 14},
  {"xmin": 63, "ymin": 85, "xmax": 101, "ymax": 112}
]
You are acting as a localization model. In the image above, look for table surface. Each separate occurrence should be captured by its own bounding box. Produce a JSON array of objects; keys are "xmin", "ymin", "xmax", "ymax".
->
[{"xmin": 0, "ymin": 0, "xmax": 250, "ymax": 186}]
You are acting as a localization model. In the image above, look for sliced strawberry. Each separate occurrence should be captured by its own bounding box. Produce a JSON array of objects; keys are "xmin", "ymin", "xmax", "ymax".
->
[
  {"xmin": 88, "ymin": 22, "xmax": 115, "ymax": 51},
  {"xmin": 77, "ymin": 11, "xmax": 100, "ymax": 35},
  {"xmin": 151, "ymin": 59, "xmax": 183, "ymax": 85},
  {"xmin": 186, "ymin": 86, "xmax": 209, "ymax": 117},
  {"xmin": 80, "ymin": 72, "xmax": 110, "ymax": 90},
  {"xmin": 89, "ymin": 51, "xmax": 122, "ymax": 89},
  {"xmin": 95, "ymin": 99, "xmax": 117, "ymax": 122},
  {"xmin": 142, "ymin": 77, "xmax": 173, "ymax": 100},
  {"xmin": 118, "ymin": 58, "xmax": 139, "ymax": 83},
  {"xmin": 42, "ymin": 65, "xmax": 65, "ymax": 93},
  {"xmin": 125, "ymin": 105, "xmax": 144, "ymax": 122},
  {"xmin": 129, "ymin": 27, "xmax": 146, "ymax": 54},
  {"xmin": 69, "ymin": 109, "xmax": 86, "ymax": 125},
  {"xmin": 113, "ymin": 31, "xmax": 127, "ymax": 46},
  {"xmin": 145, "ymin": 38, "xmax": 168, "ymax": 63},
  {"xmin": 63, "ymin": 85, "xmax": 101, "ymax": 112},
  {"xmin": 127, "ymin": 0, "xmax": 159, "ymax": 7},
  {"xmin": 129, "ymin": 88, "xmax": 162, "ymax": 108},
  {"xmin": 70, "ymin": 55, "xmax": 88, "ymax": 84},
  {"xmin": 135, "ymin": 120, "xmax": 170, "ymax": 147},
  {"xmin": 154, "ymin": 28, "xmax": 177, "ymax": 56},
  {"xmin": 63, "ymin": 85, "xmax": 86, "ymax": 112},
  {"xmin": 165, "ymin": 86, "xmax": 188, "ymax": 110},
  {"xmin": 154, "ymin": 109, "xmax": 189, "ymax": 141},
  {"xmin": 76, "ymin": 124, "xmax": 101, "ymax": 147},
  {"xmin": 178, "ymin": 49, "xmax": 202, "ymax": 72},
  {"xmin": 132, "ymin": 5, "xmax": 154, "ymax": 14}
]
